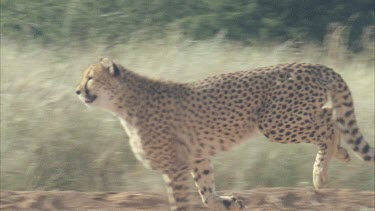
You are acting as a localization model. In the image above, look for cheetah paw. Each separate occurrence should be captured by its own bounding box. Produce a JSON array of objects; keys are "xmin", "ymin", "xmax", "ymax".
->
[
  {"xmin": 219, "ymin": 195, "xmax": 245, "ymax": 211},
  {"xmin": 313, "ymin": 169, "xmax": 328, "ymax": 189}
]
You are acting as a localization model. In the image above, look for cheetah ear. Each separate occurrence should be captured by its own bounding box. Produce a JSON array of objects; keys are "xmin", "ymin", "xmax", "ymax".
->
[
  {"xmin": 109, "ymin": 63, "xmax": 121, "ymax": 77},
  {"xmin": 99, "ymin": 57, "xmax": 120, "ymax": 77}
]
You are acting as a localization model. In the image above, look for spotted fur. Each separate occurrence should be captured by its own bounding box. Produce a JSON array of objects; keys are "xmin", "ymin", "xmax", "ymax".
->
[{"xmin": 76, "ymin": 58, "xmax": 374, "ymax": 210}]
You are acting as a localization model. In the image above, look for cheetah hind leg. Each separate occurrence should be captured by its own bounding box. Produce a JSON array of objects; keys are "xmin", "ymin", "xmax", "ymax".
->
[
  {"xmin": 320, "ymin": 107, "xmax": 351, "ymax": 163},
  {"xmin": 313, "ymin": 142, "xmax": 335, "ymax": 189},
  {"xmin": 313, "ymin": 120, "xmax": 336, "ymax": 189},
  {"xmin": 313, "ymin": 107, "xmax": 351, "ymax": 189},
  {"xmin": 313, "ymin": 124, "xmax": 350, "ymax": 189},
  {"xmin": 313, "ymin": 143, "xmax": 350, "ymax": 189},
  {"xmin": 330, "ymin": 121, "xmax": 351, "ymax": 163}
]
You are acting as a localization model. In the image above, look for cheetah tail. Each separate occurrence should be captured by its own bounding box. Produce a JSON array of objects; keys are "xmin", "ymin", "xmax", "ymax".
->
[{"xmin": 330, "ymin": 77, "xmax": 374, "ymax": 163}]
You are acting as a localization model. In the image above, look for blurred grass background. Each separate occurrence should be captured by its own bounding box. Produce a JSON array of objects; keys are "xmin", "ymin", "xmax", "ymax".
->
[{"xmin": 1, "ymin": 0, "xmax": 374, "ymax": 192}]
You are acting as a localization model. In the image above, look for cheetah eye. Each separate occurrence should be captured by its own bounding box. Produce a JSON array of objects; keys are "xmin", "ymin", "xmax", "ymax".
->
[{"xmin": 88, "ymin": 76, "xmax": 93, "ymax": 80}]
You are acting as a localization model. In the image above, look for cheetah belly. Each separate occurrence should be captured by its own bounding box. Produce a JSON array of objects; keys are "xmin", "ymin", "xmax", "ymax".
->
[{"xmin": 119, "ymin": 118, "xmax": 152, "ymax": 169}]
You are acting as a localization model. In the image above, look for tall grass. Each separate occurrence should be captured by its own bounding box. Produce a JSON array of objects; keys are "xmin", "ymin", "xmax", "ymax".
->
[{"xmin": 1, "ymin": 34, "xmax": 374, "ymax": 192}]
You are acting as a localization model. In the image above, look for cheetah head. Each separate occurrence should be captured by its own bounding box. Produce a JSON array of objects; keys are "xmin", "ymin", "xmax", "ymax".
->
[{"xmin": 76, "ymin": 57, "xmax": 123, "ymax": 109}]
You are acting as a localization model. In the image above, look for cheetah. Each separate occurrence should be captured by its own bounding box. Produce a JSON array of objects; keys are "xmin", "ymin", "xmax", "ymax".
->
[{"xmin": 76, "ymin": 58, "xmax": 374, "ymax": 211}]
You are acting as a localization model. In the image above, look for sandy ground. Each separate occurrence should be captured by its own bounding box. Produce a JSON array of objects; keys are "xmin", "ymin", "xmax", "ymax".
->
[{"xmin": 1, "ymin": 188, "xmax": 374, "ymax": 211}]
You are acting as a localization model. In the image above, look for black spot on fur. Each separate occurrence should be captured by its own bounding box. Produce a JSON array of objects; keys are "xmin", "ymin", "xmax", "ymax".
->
[
  {"xmin": 348, "ymin": 120, "xmax": 355, "ymax": 127},
  {"xmin": 337, "ymin": 118, "xmax": 345, "ymax": 125},
  {"xmin": 195, "ymin": 159, "xmax": 205, "ymax": 164},
  {"xmin": 364, "ymin": 155, "xmax": 371, "ymax": 161},
  {"xmin": 351, "ymin": 128, "xmax": 358, "ymax": 136},
  {"xmin": 203, "ymin": 170, "xmax": 210, "ymax": 175},
  {"xmin": 362, "ymin": 144, "xmax": 370, "ymax": 154},
  {"xmin": 345, "ymin": 110, "xmax": 353, "ymax": 117},
  {"xmin": 355, "ymin": 136, "xmax": 363, "ymax": 145}
]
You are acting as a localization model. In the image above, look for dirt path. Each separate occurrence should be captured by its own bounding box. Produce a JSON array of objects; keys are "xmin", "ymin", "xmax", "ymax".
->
[{"xmin": 1, "ymin": 188, "xmax": 374, "ymax": 210}]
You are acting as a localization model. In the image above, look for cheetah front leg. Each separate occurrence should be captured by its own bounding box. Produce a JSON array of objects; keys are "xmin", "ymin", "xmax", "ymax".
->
[
  {"xmin": 163, "ymin": 164, "xmax": 192, "ymax": 211},
  {"xmin": 191, "ymin": 158, "xmax": 244, "ymax": 210}
]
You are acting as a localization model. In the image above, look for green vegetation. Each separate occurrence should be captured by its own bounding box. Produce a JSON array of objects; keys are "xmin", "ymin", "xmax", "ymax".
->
[
  {"xmin": 0, "ymin": 0, "xmax": 374, "ymax": 192},
  {"xmin": 1, "ymin": 0, "xmax": 374, "ymax": 50}
]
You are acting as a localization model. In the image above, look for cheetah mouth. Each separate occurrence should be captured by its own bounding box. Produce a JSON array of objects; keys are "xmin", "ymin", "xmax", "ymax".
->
[{"xmin": 84, "ymin": 94, "xmax": 97, "ymax": 103}]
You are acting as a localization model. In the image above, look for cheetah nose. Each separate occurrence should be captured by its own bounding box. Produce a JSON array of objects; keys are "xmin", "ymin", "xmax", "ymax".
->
[{"xmin": 75, "ymin": 90, "xmax": 81, "ymax": 95}]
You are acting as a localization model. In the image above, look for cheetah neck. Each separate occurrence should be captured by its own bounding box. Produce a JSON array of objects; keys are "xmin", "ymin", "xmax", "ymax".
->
[{"xmin": 110, "ymin": 69, "xmax": 181, "ymax": 122}]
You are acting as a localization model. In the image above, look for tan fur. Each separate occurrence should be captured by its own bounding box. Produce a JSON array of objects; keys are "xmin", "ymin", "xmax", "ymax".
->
[{"xmin": 76, "ymin": 58, "xmax": 374, "ymax": 211}]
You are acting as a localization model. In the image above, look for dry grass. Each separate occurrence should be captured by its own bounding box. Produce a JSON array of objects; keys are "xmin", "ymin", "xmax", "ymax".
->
[{"xmin": 1, "ymin": 35, "xmax": 374, "ymax": 192}]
